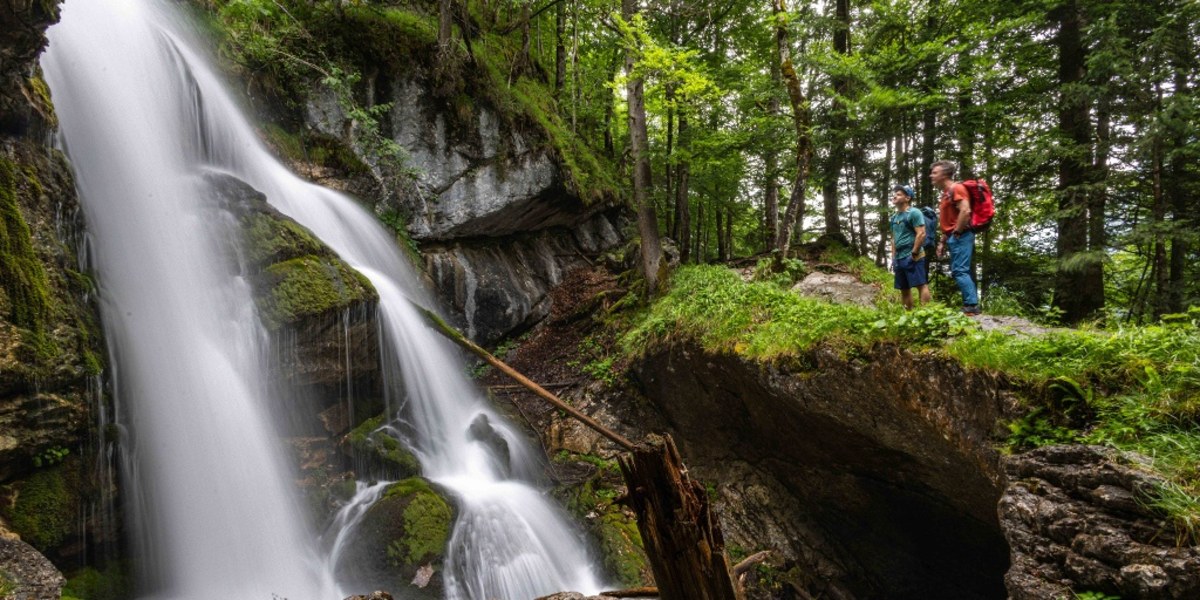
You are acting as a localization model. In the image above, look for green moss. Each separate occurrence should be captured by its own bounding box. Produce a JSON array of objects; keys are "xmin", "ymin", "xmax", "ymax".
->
[
  {"xmin": 62, "ymin": 564, "xmax": 133, "ymax": 600},
  {"xmin": 258, "ymin": 255, "xmax": 374, "ymax": 328},
  {"xmin": 383, "ymin": 478, "xmax": 453, "ymax": 566},
  {"xmin": 0, "ymin": 156, "xmax": 57, "ymax": 363},
  {"xmin": 347, "ymin": 414, "xmax": 421, "ymax": 480},
  {"xmin": 0, "ymin": 572, "xmax": 14, "ymax": 597},
  {"xmin": 25, "ymin": 72, "xmax": 57, "ymax": 129},
  {"xmin": 242, "ymin": 212, "xmax": 326, "ymax": 267},
  {"xmin": 3, "ymin": 464, "xmax": 78, "ymax": 552}
]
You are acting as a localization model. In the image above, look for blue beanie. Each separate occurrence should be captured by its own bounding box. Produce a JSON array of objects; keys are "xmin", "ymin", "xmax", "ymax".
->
[{"xmin": 893, "ymin": 184, "xmax": 915, "ymax": 199}]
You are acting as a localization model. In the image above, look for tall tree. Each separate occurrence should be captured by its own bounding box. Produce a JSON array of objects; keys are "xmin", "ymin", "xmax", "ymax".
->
[
  {"xmin": 1052, "ymin": 0, "xmax": 1103, "ymax": 321},
  {"xmin": 819, "ymin": 0, "xmax": 850, "ymax": 240},
  {"xmin": 624, "ymin": 0, "xmax": 664, "ymax": 292},
  {"xmin": 773, "ymin": 0, "xmax": 813, "ymax": 257}
]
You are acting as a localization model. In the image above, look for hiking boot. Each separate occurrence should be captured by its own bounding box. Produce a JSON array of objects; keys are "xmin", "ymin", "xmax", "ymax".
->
[{"xmin": 962, "ymin": 304, "xmax": 982, "ymax": 316}]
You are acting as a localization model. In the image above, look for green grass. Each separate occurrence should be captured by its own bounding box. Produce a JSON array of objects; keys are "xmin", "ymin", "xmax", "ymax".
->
[
  {"xmin": 620, "ymin": 265, "xmax": 976, "ymax": 361},
  {"xmin": 620, "ymin": 266, "xmax": 1200, "ymax": 543}
]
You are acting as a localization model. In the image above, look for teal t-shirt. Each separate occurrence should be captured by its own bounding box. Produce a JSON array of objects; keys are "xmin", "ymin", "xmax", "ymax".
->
[{"xmin": 890, "ymin": 207, "xmax": 926, "ymax": 259}]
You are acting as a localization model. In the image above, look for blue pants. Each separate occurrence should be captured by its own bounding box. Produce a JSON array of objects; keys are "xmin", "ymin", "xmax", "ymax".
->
[{"xmin": 946, "ymin": 230, "xmax": 979, "ymax": 306}]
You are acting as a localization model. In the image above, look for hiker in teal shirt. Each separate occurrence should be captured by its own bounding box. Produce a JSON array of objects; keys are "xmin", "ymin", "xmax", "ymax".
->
[{"xmin": 890, "ymin": 185, "xmax": 931, "ymax": 310}]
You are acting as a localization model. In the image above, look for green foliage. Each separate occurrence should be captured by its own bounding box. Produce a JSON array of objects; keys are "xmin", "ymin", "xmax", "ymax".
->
[
  {"xmin": 62, "ymin": 564, "xmax": 133, "ymax": 600},
  {"xmin": 32, "ymin": 445, "xmax": 69, "ymax": 469},
  {"xmin": 622, "ymin": 265, "xmax": 976, "ymax": 361},
  {"xmin": 1074, "ymin": 592, "xmax": 1121, "ymax": 600},
  {"xmin": 568, "ymin": 336, "xmax": 621, "ymax": 386},
  {"xmin": 751, "ymin": 257, "xmax": 808, "ymax": 288}
]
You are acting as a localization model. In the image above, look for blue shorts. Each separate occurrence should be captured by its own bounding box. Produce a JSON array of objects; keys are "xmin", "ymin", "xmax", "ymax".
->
[{"xmin": 894, "ymin": 255, "xmax": 928, "ymax": 290}]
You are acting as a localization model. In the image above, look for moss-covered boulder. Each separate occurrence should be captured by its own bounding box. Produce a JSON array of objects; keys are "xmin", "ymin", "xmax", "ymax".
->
[
  {"xmin": 0, "ymin": 455, "xmax": 93, "ymax": 558},
  {"xmin": 336, "ymin": 477, "xmax": 454, "ymax": 599},
  {"xmin": 552, "ymin": 452, "xmax": 651, "ymax": 588},
  {"xmin": 344, "ymin": 414, "xmax": 421, "ymax": 482},
  {"xmin": 204, "ymin": 172, "xmax": 381, "ymax": 405}
]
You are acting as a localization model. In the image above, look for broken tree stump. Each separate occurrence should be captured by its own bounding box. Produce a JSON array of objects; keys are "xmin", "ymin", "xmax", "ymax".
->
[{"xmin": 618, "ymin": 434, "xmax": 744, "ymax": 600}]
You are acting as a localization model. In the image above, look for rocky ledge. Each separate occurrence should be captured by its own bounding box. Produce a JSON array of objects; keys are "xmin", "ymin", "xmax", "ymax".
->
[{"xmin": 1001, "ymin": 445, "xmax": 1200, "ymax": 599}]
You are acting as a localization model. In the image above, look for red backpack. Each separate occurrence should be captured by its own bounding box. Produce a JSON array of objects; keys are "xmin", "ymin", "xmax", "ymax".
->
[{"xmin": 962, "ymin": 179, "xmax": 996, "ymax": 231}]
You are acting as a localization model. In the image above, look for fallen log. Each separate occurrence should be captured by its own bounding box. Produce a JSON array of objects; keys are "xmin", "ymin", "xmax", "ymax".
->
[{"xmin": 414, "ymin": 300, "xmax": 742, "ymax": 599}]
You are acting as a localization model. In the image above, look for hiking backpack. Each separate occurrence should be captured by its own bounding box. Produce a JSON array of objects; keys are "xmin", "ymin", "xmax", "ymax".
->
[
  {"xmin": 918, "ymin": 206, "xmax": 938, "ymax": 250},
  {"xmin": 961, "ymin": 179, "xmax": 996, "ymax": 231}
]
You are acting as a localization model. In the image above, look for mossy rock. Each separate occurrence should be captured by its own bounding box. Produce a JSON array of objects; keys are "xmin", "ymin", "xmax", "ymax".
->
[
  {"xmin": 257, "ymin": 255, "xmax": 374, "ymax": 328},
  {"xmin": 345, "ymin": 414, "xmax": 421, "ymax": 481},
  {"xmin": 241, "ymin": 210, "xmax": 327, "ymax": 268},
  {"xmin": 336, "ymin": 477, "xmax": 454, "ymax": 598},
  {"xmin": 61, "ymin": 564, "xmax": 133, "ymax": 600},
  {"xmin": 1, "ymin": 459, "xmax": 82, "ymax": 552},
  {"xmin": 552, "ymin": 452, "xmax": 651, "ymax": 587}
]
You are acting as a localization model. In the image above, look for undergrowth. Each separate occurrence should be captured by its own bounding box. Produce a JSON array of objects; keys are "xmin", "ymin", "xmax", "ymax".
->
[{"xmin": 620, "ymin": 265, "xmax": 1200, "ymax": 543}]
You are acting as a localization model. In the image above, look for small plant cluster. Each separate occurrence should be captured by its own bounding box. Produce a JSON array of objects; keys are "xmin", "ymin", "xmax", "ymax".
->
[
  {"xmin": 569, "ymin": 336, "xmax": 621, "ymax": 387},
  {"xmin": 751, "ymin": 256, "xmax": 808, "ymax": 289},
  {"xmin": 32, "ymin": 446, "xmax": 69, "ymax": 469}
]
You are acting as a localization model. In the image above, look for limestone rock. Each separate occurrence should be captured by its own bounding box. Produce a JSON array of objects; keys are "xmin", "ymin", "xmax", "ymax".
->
[
  {"xmin": 0, "ymin": 535, "xmax": 65, "ymax": 600},
  {"xmin": 791, "ymin": 271, "xmax": 879, "ymax": 306},
  {"xmin": 536, "ymin": 593, "xmax": 619, "ymax": 600},
  {"xmin": 999, "ymin": 445, "xmax": 1200, "ymax": 599},
  {"xmin": 343, "ymin": 592, "xmax": 394, "ymax": 600},
  {"xmin": 304, "ymin": 76, "xmax": 625, "ymax": 345}
]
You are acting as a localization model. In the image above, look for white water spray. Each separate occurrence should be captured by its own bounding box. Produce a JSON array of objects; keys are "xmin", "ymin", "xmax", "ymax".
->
[{"xmin": 43, "ymin": 0, "xmax": 605, "ymax": 597}]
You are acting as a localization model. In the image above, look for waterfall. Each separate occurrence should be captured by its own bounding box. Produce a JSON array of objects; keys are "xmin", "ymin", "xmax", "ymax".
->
[{"xmin": 42, "ymin": 0, "xmax": 605, "ymax": 598}]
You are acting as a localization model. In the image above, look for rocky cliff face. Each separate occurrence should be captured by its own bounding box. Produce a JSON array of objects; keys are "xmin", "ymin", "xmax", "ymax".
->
[
  {"xmin": 631, "ymin": 341, "xmax": 1017, "ymax": 599},
  {"xmin": 0, "ymin": 0, "xmax": 115, "ymax": 573},
  {"xmin": 304, "ymin": 79, "xmax": 624, "ymax": 347}
]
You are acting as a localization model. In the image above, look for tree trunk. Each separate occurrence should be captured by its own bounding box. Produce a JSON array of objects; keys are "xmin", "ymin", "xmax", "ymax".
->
[
  {"xmin": 820, "ymin": 0, "xmax": 850, "ymax": 238},
  {"xmin": 1167, "ymin": 31, "xmax": 1193, "ymax": 314},
  {"xmin": 853, "ymin": 146, "xmax": 869, "ymax": 256},
  {"xmin": 438, "ymin": 0, "xmax": 454, "ymax": 53},
  {"xmin": 694, "ymin": 200, "xmax": 704, "ymax": 261},
  {"xmin": 618, "ymin": 434, "xmax": 744, "ymax": 600},
  {"xmin": 603, "ymin": 48, "xmax": 621, "ymax": 157},
  {"xmin": 764, "ymin": 60, "xmax": 781, "ymax": 252},
  {"xmin": 773, "ymin": 0, "xmax": 813, "ymax": 257},
  {"xmin": 555, "ymin": 0, "xmax": 566, "ymax": 93},
  {"xmin": 624, "ymin": 0, "xmax": 663, "ymax": 293},
  {"xmin": 677, "ymin": 112, "xmax": 692, "ymax": 263},
  {"xmin": 716, "ymin": 209, "xmax": 726, "ymax": 261},
  {"xmin": 1052, "ymin": 0, "xmax": 1101, "ymax": 322},
  {"xmin": 876, "ymin": 135, "xmax": 893, "ymax": 265},
  {"xmin": 1152, "ymin": 85, "xmax": 1169, "ymax": 318}
]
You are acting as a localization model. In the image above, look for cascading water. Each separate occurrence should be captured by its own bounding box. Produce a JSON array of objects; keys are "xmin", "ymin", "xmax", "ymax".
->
[{"xmin": 43, "ymin": 0, "xmax": 605, "ymax": 597}]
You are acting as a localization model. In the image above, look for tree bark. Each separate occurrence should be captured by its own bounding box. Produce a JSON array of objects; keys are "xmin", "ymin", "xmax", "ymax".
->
[
  {"xmin": 773, "ymin": 0, "xmax": 813, "ymax": 258},
  {"xmin": 624, "ymin": 0, "xmax": 663, "ymax": 294},
  {"xmin": 853, "ymin": 147, "xmax": 869, "ymax": 256},
  {"xmin": 876, "ymin": 135, "xmax": 893, "ymax": 265},
  {"xmin": 618, "ymin": 434, "xmax": 744, "ymax": 600},
  {"xmin": 764, "ymin": 59, "xmax": 781, "ymax": 252},
  {"xmin": 677, "ymin": 112, "xmax": 692, "ymax": 263},
  {"xmin": 820, "ymin": 0, "xmax": 850, "ymax": 238},
  {"xmin": 555, "ymin": 0, "xmax": 567, "ymax": 93},
  {"xmin": 1166, "ymin": 29, "xmax": 1193, "ymax": 314},
  {"xmin": 438, "ymin": 0, "xmax": 454, "ymax": 53},
  {"xmin": 1052, "ymin": 0, "xmax": 1102, "ymax": 322}
]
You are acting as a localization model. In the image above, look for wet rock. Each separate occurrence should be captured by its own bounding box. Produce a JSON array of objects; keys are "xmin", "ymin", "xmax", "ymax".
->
[
  {"xmin": 999, "ymin": 445, "xmax": 1200, "ymax": 599},
  {"xmin": 343, "ymin": 414, "xmax": 421, "ymax": 482},
  {"xmin": 343, "ymin": 591, "xmax": 394, "ymax": 600},
  {"xmin": 206, "ymin": 171, "xmax": 382, "ymax": 423},
  {"xmin": 791, "ymin": 271, "xmax": 879, "ymax": 306},
  {"xmin": 0, "ymin": 534, "xmax": 65, "ymax": 600},
  {"xmin": 335, "ymin": 477, "xmax": 454, "ymax": 600}
]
